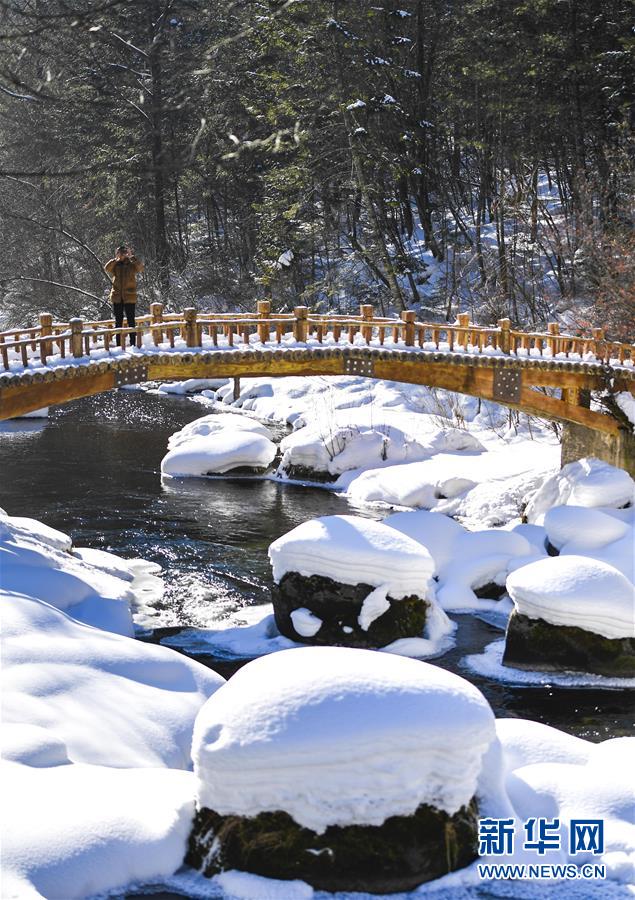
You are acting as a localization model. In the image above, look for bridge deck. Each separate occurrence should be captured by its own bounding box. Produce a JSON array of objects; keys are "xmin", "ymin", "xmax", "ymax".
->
[{"xmin": 0, "ymin": 303, "xmax": 633, "ymax": 428}]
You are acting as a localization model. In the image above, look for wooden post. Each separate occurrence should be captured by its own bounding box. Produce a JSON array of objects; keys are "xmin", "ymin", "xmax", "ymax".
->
[
  {"xmin": 151, "ymin": 302, "xmax": 164, "ymax": 346},
  {"xmin": 233, "ymin": 377, "xmax": 241, "ymax": 401},
  {"xmin": 0, "ymin": 335, "xmax": 7, "ymax": 370},
  {"xmin": 360, "ymin": 304, "xmax": 374, "ymax": 344},
  {"xmin": 183, "ymin": 308, "xmax": 198, "ymax": 348},
  {"xmin": 456, "ymin": 312, "xmax": 470, "ymax": 349},
  {"xmin": 293, "ymin": 306, "xmax": 308, "ymax": 342},
  {"xmin": 498, "ymin": 318, "xmax": 511, "ymax": 354},
  {"xmin": 70, "ymin": 318, "xmax": 84, "ymax": 358},
  {"xmin": 39, "ymin": 313, "xmax": 53, "ymax": 365},
  {"xmin": 548, "ymin": 322, "xmax": 560, "ymax": 356},
  {"xmin": 592, "ymin": 327, "xmax": 605, "ymax": 362},
  {"xmin": 401, "ymin": 309, "xmax": 416, "ymax": 347},
  {"xmin": 257, "ymin": 300, "xmax": 271, "ymax": 344}
]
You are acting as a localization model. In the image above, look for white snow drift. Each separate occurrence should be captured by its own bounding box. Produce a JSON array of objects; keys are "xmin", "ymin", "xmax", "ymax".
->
[
  {"xmin": 0, "ymin": 513, "xmax": 225, "ymax": 900},
  {"xmin": 192, "ymin": 646, "xmax": 496, "ymax": 832}
]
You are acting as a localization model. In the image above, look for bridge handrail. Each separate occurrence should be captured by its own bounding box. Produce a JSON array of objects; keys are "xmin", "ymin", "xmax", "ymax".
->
[{"xmin": 0, "ymin": 302, "xmax": 633, "ymax": 372}]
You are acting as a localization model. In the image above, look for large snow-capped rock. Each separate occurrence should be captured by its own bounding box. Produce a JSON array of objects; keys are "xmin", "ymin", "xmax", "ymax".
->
[
  {"xmin": 188, "ymin": 647, "xmax": 494, "ymax": 891},
  {"xmin": 525, "ymin": 457, "xmax": 635, "ymax": 523},
  {"xmin": 268, "ymin": 515, "xmax": 447, "ymax": 648},
  {"xmin": 503, "ymin": 556, "xmax": 635, "ymax": 676},
  {"xmin": 167, "ymin": 412, "xmax": 273, "ymax": 449},
  {"xmin": 161, "ymin": 429, "xmax": 277, "ymax": 477},
  {"xmin": 269, "ymin": 514, "xmax": 434, "ymax": 594},
  {"xmin": 507, "ymin": 556, "xmax": 634, "ymax": 640},
  {"xmin": 191, "ymin": 647, "xmax": 494, "ymax": 829},
  {"xmin": 544, "ymin": 505, "xmax": 631, "ymax": 552}
]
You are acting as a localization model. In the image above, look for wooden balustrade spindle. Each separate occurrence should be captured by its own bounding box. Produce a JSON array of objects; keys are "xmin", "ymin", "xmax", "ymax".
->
[
  {"xmin": 276, "ymin": 322, "xmax": 283, "ymax": 343},
  {"xmin": 333, "ymin": 323, "xmax": 341, "ymax": 343}
]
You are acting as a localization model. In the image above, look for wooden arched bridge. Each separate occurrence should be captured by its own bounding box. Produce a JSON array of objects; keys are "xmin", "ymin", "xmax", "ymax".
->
[{"xmin": 1, "ymin": 301, "xmax": 634, "ymax": 471}]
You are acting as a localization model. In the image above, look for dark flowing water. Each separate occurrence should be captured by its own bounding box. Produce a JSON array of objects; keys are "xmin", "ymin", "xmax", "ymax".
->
[{"xmin": 0, "ymin": 391, "xmax": 632, "ymax": 741}]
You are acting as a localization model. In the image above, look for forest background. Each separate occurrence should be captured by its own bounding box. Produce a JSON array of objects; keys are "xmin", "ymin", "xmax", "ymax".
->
[{"xmin": 0, "ymin": 0, "xmax": 633, "ymax": 335}]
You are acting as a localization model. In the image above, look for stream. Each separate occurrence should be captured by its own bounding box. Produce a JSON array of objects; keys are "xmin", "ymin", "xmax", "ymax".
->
[{"xmin": 1, "ymin": 390, "xmax": 632, "ymax": 742}]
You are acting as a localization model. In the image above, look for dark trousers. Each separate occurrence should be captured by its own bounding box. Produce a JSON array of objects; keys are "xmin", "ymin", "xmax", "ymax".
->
[{"xmin": 113, "ymin": 303, "xmax": 136, "ymax": 346}]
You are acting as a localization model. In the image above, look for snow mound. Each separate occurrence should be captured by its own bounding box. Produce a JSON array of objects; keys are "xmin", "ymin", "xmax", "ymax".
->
[
  {"xmin": 544, "ymin": 505, "xmax": 631, "ymax": 551},
  {"xmin": 268, "ymin": 514, "xmax": 435, "ymax": 598},
  {"xmin": 435, "ymin": 529, "xmax": 536, "ymax": 611},
  {"xmin": 495, "ymin": 718, "xmax": 591, "ymax": 772},
  {"xmin": 506, "ymin": 556, "xmax": 635, "ymax": 639},
  {"xmin": 345, "ymin": 442, "xmax": 558, "ymax": 519},
  {"xmin": 2, "ymin": 591, "xmax": 224, "ymax": 769},
  {"xmin": 192, "ymin": 646, "xmax": 495, "ymax": 832},
  {"xmin": 161, "ymin": 430, "xmax": 277, "ymax": 477},
  {"xmin": 525, "ymin": 457, "xmax": 635, "ymax": 523},
  {"xmin": 0, "ymin": 511, "xmax": 134, "ymax": 636},
  {"xmin": 278, "ymin": 413, "xmax": 482, "ymax": 478},
  {"xmin": 383, "ymin": 509, "xmax": 466, "ymax": 572},
  {"xmin": 167, "ymin": 412, "xmax": 272, "ymax": 449},
  {"xmin": 1, "ymin": 761, "xmax": 195, "ymax": 900}
]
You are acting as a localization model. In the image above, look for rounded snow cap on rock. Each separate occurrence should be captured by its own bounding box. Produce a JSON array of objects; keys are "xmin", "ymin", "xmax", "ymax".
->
[
  {"xmin": 525, "ymin": 457, "xmax": 634, "ymax": 523},
  {"xmin": 191, "ymin": 646, "xmax": 495, "ymax": 833},
  {"xmin": 544, "ymin": 505, "xmax": 630, "ymax": 551},
  {"xmin": 268, "ymin": 514, "xmax": 435, "ymax": 598},
  {"xmin": 507, "ymin": 555, "xmax": 635, "ymax": 639}
]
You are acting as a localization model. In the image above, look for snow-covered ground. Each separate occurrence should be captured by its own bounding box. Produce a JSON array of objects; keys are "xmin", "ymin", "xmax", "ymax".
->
[
  {"xmin": 161, "ymin": 374, "xmax": 562, "ymax": 529},
  {"xmin": 0, "ymin": 510, "xmax": 225, "ymax": 899},
  {"xmin": 1, "ymin": 510, "xmax": 634, "ymax": 898}
]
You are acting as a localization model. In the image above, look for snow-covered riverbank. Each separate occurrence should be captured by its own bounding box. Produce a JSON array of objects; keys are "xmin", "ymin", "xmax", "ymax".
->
[{"xmin": 2, "ymin": 378, "xmax": 634, "ymax": 899}]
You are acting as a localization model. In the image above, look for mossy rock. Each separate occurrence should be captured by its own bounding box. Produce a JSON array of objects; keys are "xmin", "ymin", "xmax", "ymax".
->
[
  {"xmin": 279, "ymin": 463, "xmax": 338, "ymax": 483},
  {"xmin": 503, "ymin": 611, "xmax": 635, "ymax": 677},
  {"xmin": 186, "ymin": 800, "xmax": 479, "ymax": 894},
  {"xmin": 272, "ymin": 571, "xmax": 427, "ymax": 648},
  {"xmin": 473, "ymin": 581, "xmax": 507, "ymax": 600}
]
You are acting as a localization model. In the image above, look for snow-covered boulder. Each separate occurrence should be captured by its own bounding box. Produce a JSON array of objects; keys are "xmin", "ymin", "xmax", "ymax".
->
[
  {"xmin": 161, "ymin": 429, "xmax": 277, "ymax": 477},
  {"xmin": 525, "ymin": 457, "xmax": 634, "ymax": 523},
  {"xmin": 268, "ymin": 515, "xmax": 449, "ymax": 649},
  {"xmin": 503, "ymin": 556, "xmax": 635, "ymax": 676},
  {"xmin": 187, "ymin": 646, "xmax": 495, "ymax": 892},
  {"xmin": 544, "ymin": 505, "xmax": 631, "ymax": 552},
  {"xmin": 167, "ymin": 412, "xmax": 273, "ymax": 449}
]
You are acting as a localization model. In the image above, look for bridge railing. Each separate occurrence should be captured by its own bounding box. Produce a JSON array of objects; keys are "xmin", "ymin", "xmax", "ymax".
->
[{"xmin": 0, "ymin": 302, "xmax": 633, "ymax": 373}]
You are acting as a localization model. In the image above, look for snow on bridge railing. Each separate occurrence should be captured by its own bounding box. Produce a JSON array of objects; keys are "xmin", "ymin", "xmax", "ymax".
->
[{"xmin": 0, "ymin": 301, "xmax": 633, "ymax": 375}]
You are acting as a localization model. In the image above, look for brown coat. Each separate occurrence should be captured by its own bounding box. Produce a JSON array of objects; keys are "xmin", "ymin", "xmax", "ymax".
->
[{"xmin": 104, "ymin": 256, "xmax": 145, "ymax": 305}]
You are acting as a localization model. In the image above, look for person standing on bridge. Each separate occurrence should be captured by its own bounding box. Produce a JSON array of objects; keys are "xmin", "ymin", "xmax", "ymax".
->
[{"xmin": 104, "ymin": 245, "xmax": 144, "ymax": 346}]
